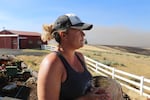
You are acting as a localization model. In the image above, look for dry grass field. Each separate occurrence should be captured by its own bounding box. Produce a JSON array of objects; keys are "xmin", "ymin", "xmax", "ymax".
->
[
  {"xmin": 6, "ymin": 45, "xmax": 149, "ymax": 80},
  {"xmin": 16, "ymin": 45, "xmax": 149, "ymax": 99},
  {"xmin": 11, "ymin": 45, "xmax": 150, "ymax": 79},
  {"xmin": 79, "ymin": 45, "xmax": 150, "ymax": 100},
  {"xmin": 1, "ymin": 44, "xmax": 149, "ymax": 100}
]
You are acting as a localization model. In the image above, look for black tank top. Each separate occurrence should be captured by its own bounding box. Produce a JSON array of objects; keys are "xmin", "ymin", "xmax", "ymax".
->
[{"xmin": 56, "ymin": 52, "xmax": 92, "ymax": 100}]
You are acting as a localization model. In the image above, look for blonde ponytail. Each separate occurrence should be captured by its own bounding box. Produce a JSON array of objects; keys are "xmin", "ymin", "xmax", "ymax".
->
[{"xmin": 41, "ymin": 24, "xmax": 53, "ymax": 42}]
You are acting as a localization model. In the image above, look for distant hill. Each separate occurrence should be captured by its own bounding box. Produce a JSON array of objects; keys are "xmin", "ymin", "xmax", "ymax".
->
[{"xmin": 94, "ymin": 45, "xmax": 150, "ymax": 56}]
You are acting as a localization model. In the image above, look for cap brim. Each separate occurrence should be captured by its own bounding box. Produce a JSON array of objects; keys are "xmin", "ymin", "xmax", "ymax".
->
[{"xmin": 71, "ymin": 23, "xmax": 93, "ymax": 30}]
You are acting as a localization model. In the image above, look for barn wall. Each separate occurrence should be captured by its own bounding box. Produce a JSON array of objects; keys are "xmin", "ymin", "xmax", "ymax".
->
[
  {"xmin": 0, "ymin": 37, "xmax": 18, "ymax": 49},
  {"xmin": 19, "ymin": 35, "xmax": 43, "ymax": 49},
  {"xmin": 12, "ymin": 37, "xmax": 18, "ymax": 49}
]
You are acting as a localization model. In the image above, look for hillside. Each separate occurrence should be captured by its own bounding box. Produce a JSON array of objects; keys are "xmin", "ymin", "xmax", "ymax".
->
[{"xmin": 79, "ymin": 45, "xmax": 150, "ymax": 79}]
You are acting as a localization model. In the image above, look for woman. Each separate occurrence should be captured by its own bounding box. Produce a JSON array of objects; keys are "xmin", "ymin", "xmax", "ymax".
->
[{"xmin": 37, "ymin": 13, "xmax": 111, "ymax": 100}]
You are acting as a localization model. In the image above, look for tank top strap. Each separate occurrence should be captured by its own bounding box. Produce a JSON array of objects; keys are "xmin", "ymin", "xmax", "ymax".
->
[
  {"xmin": 55, "ymin": 51, "xmax": 87, "ymax": 71},
  {"xmin": 75, "ymin": 52, "xmax": 87, "ymax": 70},
  {"xmin": 55, "ymin": 51, "xmax": 71, "ymax": 71}
]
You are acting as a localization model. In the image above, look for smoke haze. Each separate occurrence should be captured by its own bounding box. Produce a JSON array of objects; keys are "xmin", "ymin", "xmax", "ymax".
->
[{"xmin": 85, "ymin": 26, "xmax": 150, "ymax": 48}]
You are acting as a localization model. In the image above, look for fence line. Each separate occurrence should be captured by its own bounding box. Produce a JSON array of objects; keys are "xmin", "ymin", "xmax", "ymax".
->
[
  {"xmin": 84, "ymin": 55, "xmax": 150, "ymax": 98},
  {"xmin": 41, "ymin": 45, "xmax": 56, "ymax": 51},
  {"xmin": 41, "ymin": 45, "xmax": 150, "ymax": 98}
]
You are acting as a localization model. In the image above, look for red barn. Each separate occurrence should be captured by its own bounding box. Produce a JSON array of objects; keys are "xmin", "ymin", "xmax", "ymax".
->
[{"xmin": 0, "ymin": 30, "xmax": 47, "ymax": 49}]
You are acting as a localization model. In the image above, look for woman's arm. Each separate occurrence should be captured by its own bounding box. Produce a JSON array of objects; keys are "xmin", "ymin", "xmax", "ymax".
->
[{"xmin": 37, "ymin": 53, "xmax": 64, "ymax": 100}]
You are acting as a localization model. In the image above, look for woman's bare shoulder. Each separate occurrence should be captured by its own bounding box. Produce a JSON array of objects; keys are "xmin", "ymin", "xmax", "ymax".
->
[
  {"xmin": 39, "ymin": 52, "xmax": 63, "ymax": 74},
  {"xmin": 43, "ymin": 52, "xmax": 58, "ymax": 62},
  {"xmin": 41, "ymin": 52, "xmax": 58, "ymax": 65}
]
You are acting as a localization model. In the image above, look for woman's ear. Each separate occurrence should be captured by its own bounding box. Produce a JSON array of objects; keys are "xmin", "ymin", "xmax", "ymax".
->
[{"xmin": 60, "ymin": 31, "xmax": 67, "ymax": 38}]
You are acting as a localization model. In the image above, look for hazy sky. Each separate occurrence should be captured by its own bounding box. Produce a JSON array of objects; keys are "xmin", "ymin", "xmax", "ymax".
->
[{"xmin": 0, "ymin": 0, "xmax": 150, "ymax": 47}]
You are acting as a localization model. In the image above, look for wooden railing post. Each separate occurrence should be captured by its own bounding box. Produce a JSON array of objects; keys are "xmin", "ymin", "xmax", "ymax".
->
[
  {"xmin": 95, "ymin": 63, "xmax": 98, "ymax": 73},
  {"xmin": 112, "ymin": 68, "xmax": 115, "ymax": 79},
  {"xmin": 140, "ymin": 76, "xmax": 144, "ymax": 96}
]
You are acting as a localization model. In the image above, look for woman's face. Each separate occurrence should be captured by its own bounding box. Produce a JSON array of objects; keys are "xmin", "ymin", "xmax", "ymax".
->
[{"xmin": 65, "ymin": 28, "xmax": 85, "ymax": 49}]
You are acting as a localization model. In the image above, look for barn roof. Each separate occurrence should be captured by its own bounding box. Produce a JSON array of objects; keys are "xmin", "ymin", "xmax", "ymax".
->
[
  {"xmin": 9, "ymin": 30, "xmax": 41, "ymax": 36},
  {"xmin": 0, "ymin": 30, "xmax": 41, "ymax": 36}
]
